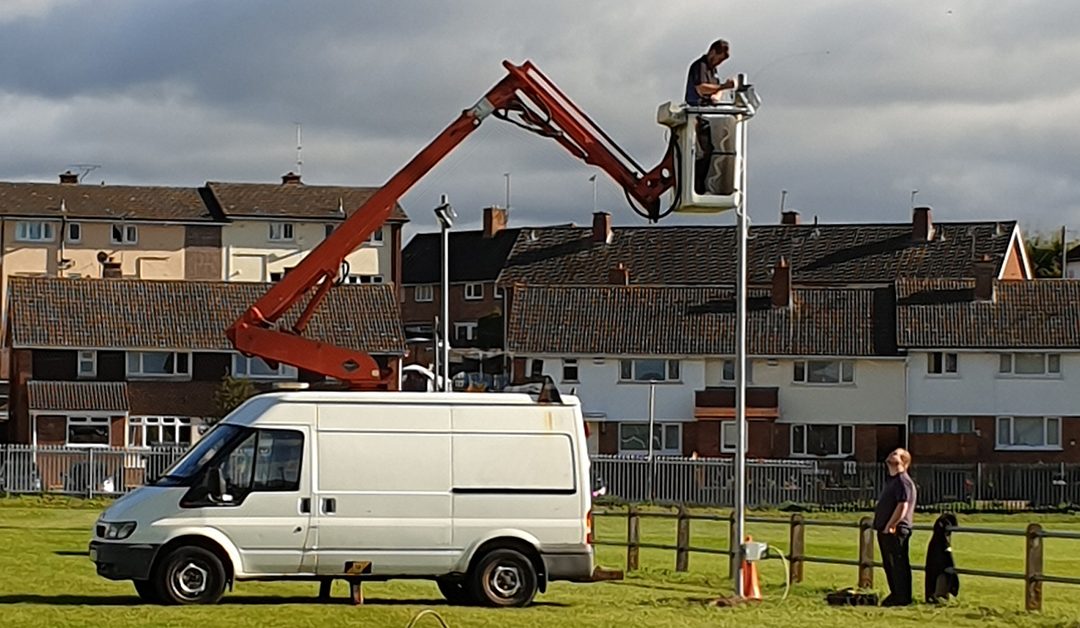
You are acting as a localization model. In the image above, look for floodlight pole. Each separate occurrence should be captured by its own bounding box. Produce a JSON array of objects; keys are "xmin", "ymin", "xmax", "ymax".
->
[
  {"xmin": 434, "ymin": 195, "xmax": 456, "ymax": 392},
  {"xmin": 733, "ymin": 109, "xmax": 750, "ymax": 599}
]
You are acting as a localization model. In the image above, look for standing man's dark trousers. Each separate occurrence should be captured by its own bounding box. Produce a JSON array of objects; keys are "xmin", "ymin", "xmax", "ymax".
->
[{"xmin": 877, "ymin": 528, "xmax": 913, "ymax": 606}]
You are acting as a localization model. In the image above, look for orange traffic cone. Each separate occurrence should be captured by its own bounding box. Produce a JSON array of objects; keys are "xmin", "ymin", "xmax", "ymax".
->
[{"xmin": 742, "ymin": 536, "xmax": 762, "ymax": 600}]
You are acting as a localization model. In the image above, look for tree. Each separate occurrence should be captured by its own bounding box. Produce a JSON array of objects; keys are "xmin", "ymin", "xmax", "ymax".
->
[
  {"xmin": 210, "ymin": 375, "xmax": 257, "ymax": 425},
  {"xmin": 1025, "ymin": 231, "xmax": 1077, "ymax": 279}
]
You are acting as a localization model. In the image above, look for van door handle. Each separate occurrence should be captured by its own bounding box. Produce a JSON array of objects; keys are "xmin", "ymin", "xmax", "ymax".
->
[
  {"xmin": 299, "ymin": 498, "xmax": 311, "ymax": 514},
  {"xmin": 323, "ymin": 497, "xmax": 336, "ymax": 514}
]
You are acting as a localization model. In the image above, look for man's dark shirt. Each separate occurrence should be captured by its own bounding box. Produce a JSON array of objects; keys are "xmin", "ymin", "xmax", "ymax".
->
[
  {"xmin": 873, "ymin": 472, "xmax": 916, "ymax": 531},
  {"xmin": 685, "ymin": 55, "xmax": 716, "ymax": 105}
]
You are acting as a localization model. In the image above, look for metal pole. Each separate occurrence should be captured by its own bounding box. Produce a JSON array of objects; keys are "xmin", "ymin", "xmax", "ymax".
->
[
  {"xmin": 441, "ymin": 221, "xmax": 451, "ymax": 392},
  {"xmin": 647, "ymin": 381, "xmax": 656, "ymax": 501},
  {"xmin": 733, "ymin": 110, "xmax": 750, "ymax": 598},
  {"xmin": 432, "ymin": 316, "xmax": 440, "ymax": 392}
]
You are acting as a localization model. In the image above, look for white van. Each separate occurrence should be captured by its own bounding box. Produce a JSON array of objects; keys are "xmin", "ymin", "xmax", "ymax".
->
[{"xmin": 89, "ymin": 391, "xmax": 596, "ymax": 606}]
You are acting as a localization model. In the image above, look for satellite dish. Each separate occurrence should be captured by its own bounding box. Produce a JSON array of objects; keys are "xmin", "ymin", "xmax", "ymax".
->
[{"xmin": 96, "ymin": 251, "xmax": 109, "ymax": 263}]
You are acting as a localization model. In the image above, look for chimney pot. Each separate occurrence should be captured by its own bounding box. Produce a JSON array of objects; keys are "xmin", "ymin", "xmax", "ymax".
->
[
  {"xmin": 771, "ymin": 257, "xmax": 792, "ymax": 307},
  {"xmin": 781, "ymin": 210, "xmax": 801, "ymax": 225},
  {"xmin": 973, "ymin": 254, "xmax": 996, "ymax": 301},
  {"xmin": 913, "ymin": 206, "xmax": 934, "ymax": 242},
  {"xmin": 608, "ymin": 263, "xmax": 629, "ymax": 285},
  {"xmin": 59, "ymin": 170, "xmax": 78, "ymax": 185},
  {"xmin": 281, "ymin": 171, "xmax": 302, "ymax": 185},
  {"xmin": 482, "ymin": 206, "xmax": 508, "ymax": 239},
  {"xmin": 592, "ymin": 211, "xmax": 612, "ymax": 244}
]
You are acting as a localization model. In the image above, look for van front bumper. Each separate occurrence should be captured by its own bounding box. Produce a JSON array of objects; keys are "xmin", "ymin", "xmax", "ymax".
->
[
  {"xmin": 89, "ymin": 541, "xmax": 159, "ymax": 581},
  {"xmin": 541, "ymin": 545, "xmax": 595, "ymax": 582}
]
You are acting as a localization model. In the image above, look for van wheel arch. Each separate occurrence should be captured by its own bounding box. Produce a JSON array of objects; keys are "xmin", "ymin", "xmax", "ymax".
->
[
  {"xmin": 468, "ymin": 537, "xmax": 546, "ymax": 593},
  {"xmin": 153, "ymin": 536, "xmax": 235, "ymax": 590}
]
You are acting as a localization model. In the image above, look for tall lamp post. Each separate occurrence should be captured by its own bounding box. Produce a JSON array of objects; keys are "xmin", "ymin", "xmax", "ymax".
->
[{"xmin": 434, "ymin": 195, "xmax": 456, "ymax": 392}]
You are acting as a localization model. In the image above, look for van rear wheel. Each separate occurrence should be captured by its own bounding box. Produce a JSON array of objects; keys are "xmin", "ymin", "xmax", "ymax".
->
[
  {"xmin": 468, "ymin": 549, "xmax": 538, "ymax": 607},
  {"xmin": 436, "ymin": 576, "xmax": 473, "ymax": 605},
  {"xmin": 154, "ymin": 546, "xmax": 227, "ymax": 605}
]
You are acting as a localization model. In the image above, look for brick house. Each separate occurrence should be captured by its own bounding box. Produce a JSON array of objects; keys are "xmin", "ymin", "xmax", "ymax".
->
[
  {"xmin": 4, "ymin": 277, "xmax": 405, "ymax": 449},
  {"xmin": 898, "ymin": 275, "xmax": 1080, "ymax": 463}
]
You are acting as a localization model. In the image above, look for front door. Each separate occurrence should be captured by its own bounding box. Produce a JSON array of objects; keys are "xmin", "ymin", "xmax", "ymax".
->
[{"xmin": 203, "ymin": 426, "xmax": 313, "ymax": 575}]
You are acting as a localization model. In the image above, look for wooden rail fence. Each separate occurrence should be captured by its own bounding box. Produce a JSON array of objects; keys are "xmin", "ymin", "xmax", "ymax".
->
[{"xmin": 594, "ymin": 505, "xmax": 1080, "ymax": 611}]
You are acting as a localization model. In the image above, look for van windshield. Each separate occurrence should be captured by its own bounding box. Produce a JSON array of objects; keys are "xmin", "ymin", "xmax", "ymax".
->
[{"xmin": 156, "ymin": 424, "xmax": 249, "ymax": 485}]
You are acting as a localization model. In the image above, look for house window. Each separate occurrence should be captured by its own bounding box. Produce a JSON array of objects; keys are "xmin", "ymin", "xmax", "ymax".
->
[
  {"xmin": 493, "ymin": 284, "xmax": 504, "ymax": 299},
  {"xmin": 454, "ymin": 322, "xmax": 477, "ymax": 341},
  {"xmin": 110, "ymin": 224, "xmax": 138, "ymax": 245},
  {"xmin": 232, "ymin": 354, "xmax": 297, "ymax": 380},
  {"xmin": 464, "ymin": 283, "xmax": 484, "ymax": 300},
  {"xmin": 126, "ymin": 351, "xmax": 190, "ymax": 378},
  {"xmin": 415, "ymin": 285, "xmax": 434, "ymax": 302},
  {"xmin": 793, "ymin": 360, "xmax": 854, "ymax": 384},
  {"xmin": 15, "ymin": 221, "xmax": 55, "ymax": 242},
  {"xmin": 368, "ymin": 229, "xmax": 384, "ymax": 246},
  {"xmin": 996, "ymin": 416, "xmax": 1061, "ymax": 450},
  {"xmin": 998, "ymin": 353, "xmax": 1061, "ymax": 377},
  {"xmin": 790, "ymin": 424, "xmax": 855, "ymax": 457},
  {"xmin": 910, "ymin": 416, "xmax": 974, "ymax": 434},
  {"xmin": 927, "ymin": 352, "xmax": 958, "ymax": 375},
  {"xmin": 77, "ymin": 351, "xmax": 97, "ymax": 379},
  {"xmin": 343, "ymin": 274, "xmax": 384, "ymax": 284},
  {"xmin": 67, "ymin": 417, "xmax": 110, "ymax": 447},
  {"xmin": 529, "ymin": 359, "xmax": 544, "ymax": 378},
  {"xmin": 619, "ymin": 359, "xmax": 680, "ymax": 382},
  {"xmin": 269, "ymin": 223, "xmax": 294, "ymax": 241},
  {"xmin": 66, "ymin": 222, "xmax": 82, "ymax": 243},
  {"xmin": 721, "ymin": 422, "xmax": 738, "ymax": 453},
  {"xmin": 128, "ymin": 416, "xmax": 193, "ymax": 448},
  {"xmin": 562, "ymin": 359, "xmax": 579, "ymax": 382},
  {"xmin": 618, "ymin": 422, "xmax": 682, "ymax": 455},
  {"xmin": 721, "ymin": 358, "xmax": 753, "ymax": 383}
]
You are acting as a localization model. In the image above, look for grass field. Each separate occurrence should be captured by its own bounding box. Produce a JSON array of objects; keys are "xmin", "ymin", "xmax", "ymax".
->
[{"xmin": 2, "ymin": 497, "xmax": 1080, "ymax": 627}]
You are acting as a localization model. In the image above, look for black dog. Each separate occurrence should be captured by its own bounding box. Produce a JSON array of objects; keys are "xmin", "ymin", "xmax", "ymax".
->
[{"xmin": 925, "ymin": 513, "xmax": 960, "ymax": 603}]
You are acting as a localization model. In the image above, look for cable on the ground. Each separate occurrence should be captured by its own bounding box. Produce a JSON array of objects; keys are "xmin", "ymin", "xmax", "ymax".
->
[
  {"xmin": 767, "ymin": 544, "xmax": 792, "ymax": 601},
  {"xmin": 405, "ymin": 609, "xmax": 451, "ymax": 628}
]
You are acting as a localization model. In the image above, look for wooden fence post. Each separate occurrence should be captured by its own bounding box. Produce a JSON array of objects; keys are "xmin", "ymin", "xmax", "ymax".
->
[
  {"xmin": 728, "ymin": 511, "xmax": 738, "ymax": 579},
  {"xmin": 627, "ymin": 505, "xmax": 640, "ymax": 572},
  {"xmin": 675, "ymin": 506, "xmax": 690, "ymax": 572},
  {"xmin": 857, "ymin": 516, "xmax": 874, "ymax": 589},
  {"xmin": 789, "ymin": 513, "xmax": 805, "ymax": 584},
  {"xmin": 1025, "ymin": 523, "xmax": 1043, "ymax": 612}
]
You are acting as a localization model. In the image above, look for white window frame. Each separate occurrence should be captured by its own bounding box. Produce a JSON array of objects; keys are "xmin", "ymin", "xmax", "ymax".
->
[
  {"xmin": 493, "ymin": 284, "xmax": 504, "ymax": 299},
  {"xmin": 618, "ymin": 422, "xmax": 682, "ymax": 456},
  {"xmin": 15, "ymin": 221, "xmax": 55, "ymax": 242},
  {"xmin": 619, "ymin": 359, "xmax": 681, "ymax": 383},
  {"xmin": 454, "ymin": 322, "xmax": 478, "ymax": 341},
  {"xmin": 232, "ymin": 354, "xmax": 297, "ymax": 380},
  {"xmin": 562, "ymin": 359, "xmax": 579, "ymax": 383},
  {"xmin": 126, "ymin": 351, "xmax": 191, "ymax": 379},
  {"xmin": 721, "ymin": 422, "xmax": 737, "ymax": 453},
  {"xmin": 65, "ymin": 222, "xmax": 82, "ymax": 244},
  {"xmin": 464, "ymin": 282, "xmax": 484, "ymax": 301},
  {"xmin": 367, "ymin": 228, "xmax": 384, "ymax": 246},
  {"xmin": 998, "ymin": 353, "xmax": 1062, "ymax": 378},
  {"xmin": 77, "ymin": 350, "xmax": 97, "ymax": 379},
  {"xmin": 415, "ymin": 284, "xmax": 434, "ymax": 303},
  {"xmin": 910, "ymin": 415, "xmax": 974, "ymax": 434},
  {"xmin": 790, "ymin": 424, "xmax": 855, "ymax": 457},
  {"xmin": 268, "ymin": 222, "xmax": 295, "ymax": 242},
  {"xmin": 128, "ymin": 416, "xmax": 193, "ymax": 448},
  {"xmin": 721, "ymin": 358, "xmax": 753, "ymax": 384},
  {"xmin": 66, "ymin": 416, "xmax": 111, "ymax": 448},
  {"xmin": 110, "ymin": 223, "xmax": 138, "ymax": 245},
  {"xmin": 792, "ymin": 359, "xmax": 855, "ymax": 385},
  {"xmin": 927, "ymin": 352, "xmax": 958, "ymax": 376},
  {"xmin": 996, "ymin": 416, "xmax": 1062, "ymax": 451}
]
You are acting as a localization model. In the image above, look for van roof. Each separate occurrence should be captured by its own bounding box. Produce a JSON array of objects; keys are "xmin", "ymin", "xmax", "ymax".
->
[{"xmin": 248, "ymin": 391, "xmax": 581, "ymax": 407}]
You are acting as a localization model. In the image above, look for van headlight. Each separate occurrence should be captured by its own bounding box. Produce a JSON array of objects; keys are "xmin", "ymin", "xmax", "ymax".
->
[{"xmin": 102, "ymin": 521, "xmax": 137, "ymax": 540}]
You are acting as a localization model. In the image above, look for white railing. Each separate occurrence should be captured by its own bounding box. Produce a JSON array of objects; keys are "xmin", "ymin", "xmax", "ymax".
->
[{"xmin": 0, "ymin": 444, "xmax": 188, "ymax": 497}]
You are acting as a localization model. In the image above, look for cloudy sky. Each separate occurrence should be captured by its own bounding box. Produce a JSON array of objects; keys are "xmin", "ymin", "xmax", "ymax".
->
[{"xmin": 2, "ymin": 0, "xmax": 1078, "ymax": 240}]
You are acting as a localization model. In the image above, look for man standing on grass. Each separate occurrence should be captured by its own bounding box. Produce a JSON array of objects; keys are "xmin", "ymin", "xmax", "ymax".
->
[{"xmin": 873, "ymin": 448, "xmax": 917, "ymax": 606}]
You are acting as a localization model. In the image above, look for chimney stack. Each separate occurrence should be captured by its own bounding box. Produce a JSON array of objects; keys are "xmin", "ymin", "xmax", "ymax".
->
[
  {"xmin": 781, "ymin": 210, "xmax": 801, "ymax": 225},
  {"xmin": 973, "ymin": 254, "xmax": 996, "ymax": 301},
  {"xmin": 608, "ymin": 263, "xmax": 629, "ymax": 285},
  {"xmin": 102, "ymin": 260, "xmax": 122, "ymax": 279},
  {"xmin": 482, "ymin": 206, "xmax": 508, "ymax": 239},
  {"xmin": 281, "ymin": 171, "xmax": 302, "ymax": 185},
  {"xmin": 59, "ymin": 171, "xmax": 78, "ymax": 185},
  {"xmin": 771, "ymin": 257, "xmax": 792, "ymax": 307},
  {"xmin": 913, "ymin": 206, "xmax": 934, "ymax": 242},
  {"xmin": 592, "ymin": 211, "xmax": 612, "ymax": 244}
]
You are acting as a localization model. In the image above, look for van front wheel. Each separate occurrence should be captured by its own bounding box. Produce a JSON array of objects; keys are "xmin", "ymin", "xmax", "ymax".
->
[
  {"xmin": 468, "ymin": 549, "xmax": 538, "ymax": 607},
  {"xmin": 154, "ymin": 546, "xmax": 227, "ymax": 605},
  {"xmin": 436, "ymin": 576, "xmax": 473, "ymax": 605}
]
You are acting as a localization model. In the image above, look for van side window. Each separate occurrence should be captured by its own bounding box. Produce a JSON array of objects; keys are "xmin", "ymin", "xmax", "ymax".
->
[
  {"xmin": 252, "ymin": 429, "xmax": 304, "ymax": 491},
  {"xmin": 221, "ymin": 432, "xmax": 257, "ymax": 500}
]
